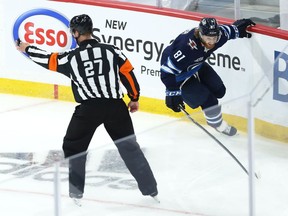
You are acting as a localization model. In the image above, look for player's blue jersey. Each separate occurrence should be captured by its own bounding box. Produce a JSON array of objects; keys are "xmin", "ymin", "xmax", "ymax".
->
[{"xmin": 160, "ymin": 24, "xmax": 239, "ymax": 90}]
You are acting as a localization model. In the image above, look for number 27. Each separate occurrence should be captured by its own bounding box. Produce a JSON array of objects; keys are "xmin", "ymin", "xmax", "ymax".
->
[{"xmin": 84, "ymin": 59, "xmax": 103, "ymax": 77}]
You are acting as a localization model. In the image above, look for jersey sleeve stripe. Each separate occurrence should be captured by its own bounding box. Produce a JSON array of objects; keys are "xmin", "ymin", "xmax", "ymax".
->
[
  {"xmin": 120, "ymin": 58, "xmax": 133, "ymax": 73},
  {"xmin": 49, "ymin": 53, "xmax": 58, "ymax": 71},
  {"xmin": 119, "ymin": 59, "xmax": 139, "ymax": 100}
]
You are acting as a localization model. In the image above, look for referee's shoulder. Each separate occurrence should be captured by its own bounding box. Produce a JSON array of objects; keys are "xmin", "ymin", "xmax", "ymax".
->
[{"xmin": 97, "ymin": 41, "xmax": 116, "ymax": 49}]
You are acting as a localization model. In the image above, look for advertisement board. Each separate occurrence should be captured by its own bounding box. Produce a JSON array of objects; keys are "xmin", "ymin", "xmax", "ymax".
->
[{"xmin": 0, "ymin": 0, "xmax": 287, "ymax": 140}]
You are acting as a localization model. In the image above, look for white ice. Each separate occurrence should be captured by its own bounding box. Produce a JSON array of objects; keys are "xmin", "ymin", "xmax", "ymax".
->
[{"xmin": 0, "ymin": 93, "xmax": 287, "ymax": 216}]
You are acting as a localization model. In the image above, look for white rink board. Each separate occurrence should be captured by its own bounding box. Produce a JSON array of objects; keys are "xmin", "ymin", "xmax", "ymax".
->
[{"xmin": 0, "ymin": 0, "xmax": 287, "ymax": 127}]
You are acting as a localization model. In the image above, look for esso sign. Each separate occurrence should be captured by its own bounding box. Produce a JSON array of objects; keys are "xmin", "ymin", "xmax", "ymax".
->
[
  {"xmin": 23, "ymin": 22, "xmax": 68, "ymax": 47},
  {"xmin": 13, "ymin": 9, "xmax": 76, "ymax": 52}
]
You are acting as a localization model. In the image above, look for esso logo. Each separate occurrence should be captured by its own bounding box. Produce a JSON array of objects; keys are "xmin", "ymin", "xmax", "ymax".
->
[
  {"xmin": 23, "ymin": 21, "xmax": 68, "ymax": 47},
  {"xmin": 13, "ymin": 9, "xmax": 76, "ymax": 52}
]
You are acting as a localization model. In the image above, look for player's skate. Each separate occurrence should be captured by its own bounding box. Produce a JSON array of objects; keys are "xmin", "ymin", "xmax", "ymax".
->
[
  {"xmin": 216, "ymin": 121, "xmax": 237, "ymax": 136},
  {"xmin": 70, "ymin": 193, "xmax": 82, "ymax": 207}
]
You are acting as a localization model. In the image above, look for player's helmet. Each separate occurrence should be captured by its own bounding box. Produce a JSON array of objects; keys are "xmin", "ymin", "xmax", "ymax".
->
[
  {"xmin": 198, "ymin": 18, "xmax": 220, "ymax": 37},
  {"xmin": 69, "ymin": 14, "xmax": 93, "ymax": 35}
]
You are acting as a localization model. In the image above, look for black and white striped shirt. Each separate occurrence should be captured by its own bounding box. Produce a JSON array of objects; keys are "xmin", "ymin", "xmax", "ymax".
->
[{"xmin": 25, "ymin": 39, "xmax": 140, "ymax": 103}]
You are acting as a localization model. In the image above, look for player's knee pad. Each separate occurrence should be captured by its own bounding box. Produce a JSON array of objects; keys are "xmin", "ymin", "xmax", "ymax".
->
[
  {"xmin": 214, "ymin": 84, "xmax": 226, "ymax": 98},
  {"xmin": 201, "ymin": 94, "xmax": 218, "ymax": 110},
  {"xmin": 182, "ymin": 82, "xmax": 210, "ymax": 109}
]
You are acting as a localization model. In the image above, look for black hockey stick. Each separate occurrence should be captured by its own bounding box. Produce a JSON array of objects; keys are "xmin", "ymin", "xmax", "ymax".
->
[{"xmin": 179, "ymin": 105, "xmax": 259, "ymax": 179}]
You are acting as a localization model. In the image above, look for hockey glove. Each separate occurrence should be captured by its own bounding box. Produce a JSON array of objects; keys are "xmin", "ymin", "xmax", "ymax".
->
[
  {"xmin": 233, "ymin": 19, "xmax": 256, "ymax": 38},
  {"xmin": 165, "ymin": 90, "xmax": 185, "ymax": 112}
]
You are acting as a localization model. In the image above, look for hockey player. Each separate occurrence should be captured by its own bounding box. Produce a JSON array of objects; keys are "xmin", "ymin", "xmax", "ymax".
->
[
  {"xmin": 16, "ymin": 14, "xmax": 158, "ymax": 205},
  {"xmin": 160, "ymin": 18, "xmax": 255, "ymax": 136}
]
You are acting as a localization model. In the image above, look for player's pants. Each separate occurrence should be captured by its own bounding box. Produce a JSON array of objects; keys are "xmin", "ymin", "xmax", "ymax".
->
[
  {"xmin": 181, "ymin": 62, "xmax": 226, "ymax": 127},
  {"xmin": 62, "ymin": 98, "xmax": 157, "ymax": 196}
]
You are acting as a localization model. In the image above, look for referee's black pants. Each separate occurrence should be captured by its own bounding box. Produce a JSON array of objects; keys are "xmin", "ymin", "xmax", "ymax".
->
[{"xmin": 62, "ymin": 98, "xmax": 157, "ymax": 196}]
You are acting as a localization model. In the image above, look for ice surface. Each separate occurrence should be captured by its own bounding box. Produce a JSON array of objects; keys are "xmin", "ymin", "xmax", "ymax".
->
[{"xmin": 0, "ymin": 93, "xmax": 287, "ymax": 216}]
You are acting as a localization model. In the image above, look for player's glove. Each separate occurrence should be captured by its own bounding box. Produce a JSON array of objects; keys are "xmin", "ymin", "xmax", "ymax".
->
[
  {"xmin": 233, "ymin": 18, "xmax": 256, "ymax": 38},
  {"xmin": 165, "ymin": 90, "xmax": 185, "ymax": 112}
]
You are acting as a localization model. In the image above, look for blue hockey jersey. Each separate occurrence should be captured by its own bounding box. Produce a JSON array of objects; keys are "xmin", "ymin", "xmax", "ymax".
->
[{"xmin": 160, "ymin": 24, "xmax": 239, "ymax": 90}]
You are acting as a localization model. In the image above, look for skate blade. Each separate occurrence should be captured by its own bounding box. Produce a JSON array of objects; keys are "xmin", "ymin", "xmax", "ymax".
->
[
  {"xmin": 72, "ymin": 198, "xmax": 82, "ymax": 207},
  {"xmin": 151, "ymin": 195, "xmax": 160, "ymax": 203}
]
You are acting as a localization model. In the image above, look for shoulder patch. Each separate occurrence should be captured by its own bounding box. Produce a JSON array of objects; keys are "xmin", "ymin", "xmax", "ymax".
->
[{"xmin": 188, "ymin": 39, "xmax": 198, "ymax": 50}]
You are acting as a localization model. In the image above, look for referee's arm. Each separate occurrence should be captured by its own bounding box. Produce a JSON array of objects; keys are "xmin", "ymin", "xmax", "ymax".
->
[{"xmin": 119, "ymin": 58, "xmax": 140, "ymax": 102}]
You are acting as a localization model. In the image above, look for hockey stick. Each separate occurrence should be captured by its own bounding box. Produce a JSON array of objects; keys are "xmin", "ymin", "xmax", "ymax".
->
[{"xmin": 179, "ymin": 105, "xmax": 259, "ymax": 179}]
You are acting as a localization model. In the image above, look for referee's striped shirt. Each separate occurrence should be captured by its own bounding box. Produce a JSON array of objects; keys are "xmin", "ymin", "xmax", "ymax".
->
[{"xmin": 25, "ymin": 39, "xmax": 140, "ymax": 103}]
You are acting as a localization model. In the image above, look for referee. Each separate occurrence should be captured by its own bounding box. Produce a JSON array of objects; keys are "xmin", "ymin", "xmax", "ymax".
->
[{"xmin": 17, "ymin": 14, "xmax": 158, "ymax": 205}]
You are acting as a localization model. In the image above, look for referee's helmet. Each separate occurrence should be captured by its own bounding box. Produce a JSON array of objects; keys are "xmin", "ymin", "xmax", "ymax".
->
[{"xmin": 69, "ymin": 14, "xmax": 93, "ymax": 35}]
